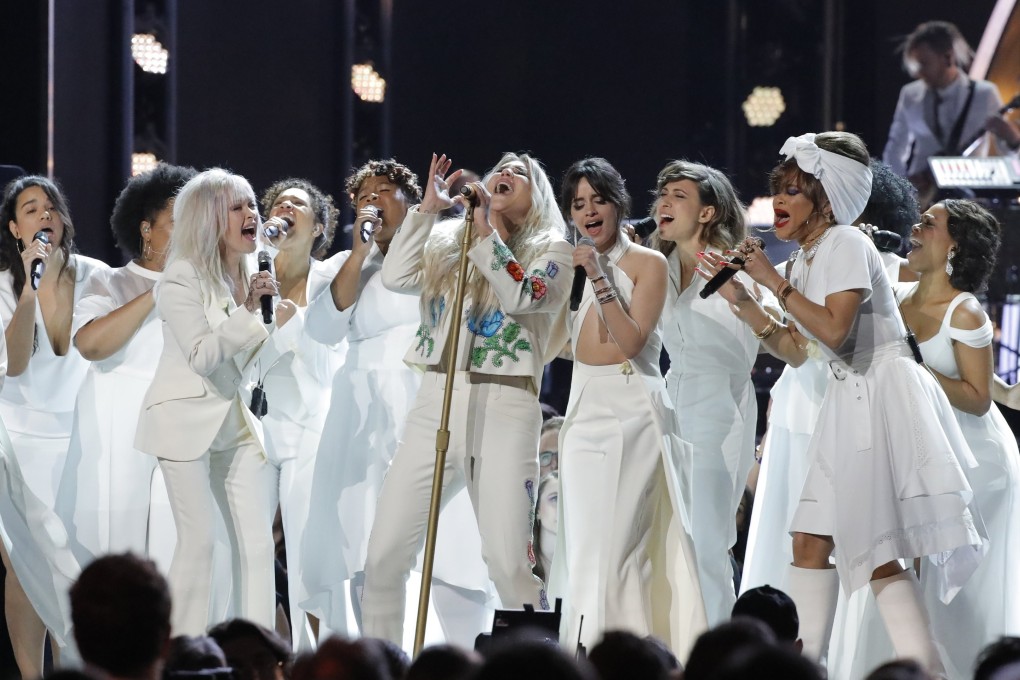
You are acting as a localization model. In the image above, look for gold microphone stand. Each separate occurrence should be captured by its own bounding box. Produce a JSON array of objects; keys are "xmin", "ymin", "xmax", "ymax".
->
[{"xmin": 413, "ymin": 195, "xmax": 477, "ymax": 655}]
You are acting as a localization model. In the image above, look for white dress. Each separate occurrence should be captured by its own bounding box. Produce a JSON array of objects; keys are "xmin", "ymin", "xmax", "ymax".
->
[
  {"xmin": 255, "ymin": 254, "xmax": 345, "ymax": 650},
  {"xmin": 661, "ymin": 251, "xmax": 765, "ymax": 624},
  {"xmin": 553, "ymin": 238, "xmax": 707, "ymax": 659},
  {"xmin": 787, "ymin": 226, "xmax": 981, "ymax": 595},
  {"xmin": 741, "ymin": 251, "xmax": 903, "ymax": 596},
  {"xmin": 828, "ymin": 288, "xmax": 1020, "ymax": 680},
  {"xmin": 55, "ymin": 261, "xmax": 176, "ymax": 571},
  {"xmin": 0, "ymin": 255, "xmax": 109, "ymax": 647},
  {"xmin": 300, "ymin": 246, "xmax": 493, "ymax": 635}
]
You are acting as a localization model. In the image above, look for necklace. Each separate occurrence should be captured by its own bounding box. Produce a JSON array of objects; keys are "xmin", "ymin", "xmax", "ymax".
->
[{"xmin": 799, "ymin": 226, "xmax": 833, "ymax": 262}]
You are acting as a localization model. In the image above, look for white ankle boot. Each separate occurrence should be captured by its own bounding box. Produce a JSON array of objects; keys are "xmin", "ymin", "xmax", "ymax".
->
[
  {"xmin": 871, "ymin": 570, "xmax": 946, "ymax": 677},
  {"xmin": 784, "ymin": 565, "xmax": 840, "ymax": 661}
]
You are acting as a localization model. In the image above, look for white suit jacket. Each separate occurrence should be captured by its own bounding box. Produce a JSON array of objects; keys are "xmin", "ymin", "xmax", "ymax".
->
[
  {"xmin": 883, "ymin": 75, "xmax": 1003, "ymax": 177},
  {"xmin": 135, "ymin": 259, "xmax": 271, "ymax": 462}
]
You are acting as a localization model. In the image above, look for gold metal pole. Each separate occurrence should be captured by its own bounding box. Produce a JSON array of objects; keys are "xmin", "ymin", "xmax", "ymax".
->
[{"xmin": 413, "ymin": 204, "xmax": 476, "ymax": 655}]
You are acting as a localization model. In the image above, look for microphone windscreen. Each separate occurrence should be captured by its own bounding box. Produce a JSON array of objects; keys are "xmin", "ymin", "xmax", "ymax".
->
[{"xmin": 576, "ymin": 236, "xmax": 596, "ymax": 248}]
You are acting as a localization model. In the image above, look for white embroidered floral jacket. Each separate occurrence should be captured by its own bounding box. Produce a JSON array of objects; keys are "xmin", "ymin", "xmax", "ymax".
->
[{"xmin": 381, "ymin": 208, "xmax": 572, "ymax": 388}]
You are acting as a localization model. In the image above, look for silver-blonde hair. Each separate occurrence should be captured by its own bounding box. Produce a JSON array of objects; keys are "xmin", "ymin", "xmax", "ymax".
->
[
  {"xmin": 420, "ymin": 152, "xmax": 566, "ymax": 324},
  {"xmin": 166, "ymin": 168, "xmax": 259, "ymax": 297}
]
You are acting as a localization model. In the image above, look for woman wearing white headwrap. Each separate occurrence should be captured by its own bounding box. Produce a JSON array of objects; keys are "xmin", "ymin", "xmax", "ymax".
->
[{"xmin": 699, "ymin": 131, "xmax": 981, "ymax": 675}]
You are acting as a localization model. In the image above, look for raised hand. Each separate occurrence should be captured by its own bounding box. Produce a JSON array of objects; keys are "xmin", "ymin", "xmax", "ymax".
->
[{"xmin": 420, "ymin": 153, "xmax": 464, "ymax": 214}]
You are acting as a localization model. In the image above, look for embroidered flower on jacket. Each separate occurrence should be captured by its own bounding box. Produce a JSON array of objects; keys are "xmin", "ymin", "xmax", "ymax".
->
[
  {"xmin": 507, "ymin": 261, "xmax": 525, "ymax": 282},
  {"xmin": 468, "ymin": 309, "xmax": 505, "ymax": 338},
  {"xmin": 528, "ymin": 275, "xmax": 547, "ymax": 301}
]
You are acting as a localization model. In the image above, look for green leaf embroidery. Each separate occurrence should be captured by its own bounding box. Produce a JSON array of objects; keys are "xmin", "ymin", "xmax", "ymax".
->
[
  {"xmin": 415, "ymin": 323, "xmax": 435, "ymax": 358},
  {"xmin": 469, "ymin": 321, "xmax": 532, "ymax": 367}
]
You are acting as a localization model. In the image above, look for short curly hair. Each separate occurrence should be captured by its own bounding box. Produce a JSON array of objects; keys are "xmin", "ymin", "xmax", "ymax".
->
[
  {"xmin": 344, "ymin": 159, "xmax": 422, "ymax": 205},
  {"xmin": 856, "ymin": 160, "xmax": 919, "ymax": 237},
  {"xmin": 110, "ymin": 164, "xmax": 197, "ymax": 259},
  {"xmin": 260, "ymin": 178, "xmax": 340, "ymax": 259},
  {"xmin": 941, "ymin": 199, "xmax": 1001, "ymax": 293}
]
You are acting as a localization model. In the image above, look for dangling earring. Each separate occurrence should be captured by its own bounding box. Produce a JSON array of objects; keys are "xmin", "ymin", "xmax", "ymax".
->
[{"xmin": 945, "ymin": 248, "xmax": 955, "ymax": 276}]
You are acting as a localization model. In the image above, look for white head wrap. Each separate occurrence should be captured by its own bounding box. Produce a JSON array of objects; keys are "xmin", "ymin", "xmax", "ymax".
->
[{"xmin": 778, "ymin": 133, "xmax": 873, "ymax": 226}]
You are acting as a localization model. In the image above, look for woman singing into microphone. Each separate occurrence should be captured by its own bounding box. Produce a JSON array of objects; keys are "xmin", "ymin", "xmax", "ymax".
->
[
  {"xmin": 701, "ymin": 132, "xmax": 980, "ymax": 675},
  {"xmin": 552, "ymin": 157, "xmax": 706, "ymax": 657},
  {"xmin": 134, "ymin": 168, "xmax": 281, "ymax": 635},
  {"xmin": 0, "ymin": 176, "xmax": 108, "ymax": 675},
  {"xmin": 649, "ymin": 160, "xmax": 775, "ymax": 625},
  {"xmin": 252, "ymin": 177, "xmax": 343, "ymax": 649},
  {"xmin": 360, "ymin": 152, "xmax": 573, "ymax": 646}
]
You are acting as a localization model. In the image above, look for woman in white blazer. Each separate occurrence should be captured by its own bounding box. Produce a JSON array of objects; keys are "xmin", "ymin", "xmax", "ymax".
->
[{"xmin": 135, "ymin": 168, "xmax": 283, "ymax": 636}]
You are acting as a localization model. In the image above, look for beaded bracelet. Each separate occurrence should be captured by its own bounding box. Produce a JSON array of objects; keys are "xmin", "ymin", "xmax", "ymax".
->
[{"xmin": 752, "ymin": 316, "xmax": 779, "ymax": 340}]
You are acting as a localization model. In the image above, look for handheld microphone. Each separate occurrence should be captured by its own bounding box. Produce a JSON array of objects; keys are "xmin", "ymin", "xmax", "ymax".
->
[
  {"xmin": 263, "ymin": 216, "xmax": 293, "ymax": 239},
  {"xmin": 460, "ymin": 184, "xmax": 480, "ymax": 206},
  {"xmin": 570, "ymin": 237, "xmax": 596, "ymax": 312},
  {"xmin": 257, "ymin": 251, "xmax": 273, "ymax": 324},
  {"xmin": 628, "ymin": 216, "xmax": 657, "ymax": 239},
  {"xmin": 699, "ymin": 238, "xmax": 765, "ymax": 299},
  {"xmin": 359, "ymin": 206, "xmax": 381, "ymax": 243},
  {"xmin": 30, "ymin": 231, "xmax": 49, "ymax": 290},
  {"xmin": 872, "ymin": 229, "xmax": 903, "ymax": 254}
]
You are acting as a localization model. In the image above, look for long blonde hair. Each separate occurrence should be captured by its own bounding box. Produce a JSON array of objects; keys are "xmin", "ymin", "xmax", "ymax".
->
[
  {"xmin": 420, "ymin": 153, "xmax": 566, "ymax": 324},
  {"xmin": 167, "ymin": 168, "xmax": 259, "ymax": 298}
]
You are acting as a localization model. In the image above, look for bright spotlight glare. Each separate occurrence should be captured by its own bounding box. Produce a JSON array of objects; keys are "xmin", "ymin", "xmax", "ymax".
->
[
  {"xmin": 351, "ymin": 63, "xmax": 386, "ymax": 103},
  {"xmin": 132, "ymin": 152, "xmax": 159, "ymax": 177},
  {"xmin": 131, "ymin": 33, "xmax": 169, "ymax": 74},
  {"xmin": 742, "ymin": 86, "xmax": 786, "ymax": 127}
]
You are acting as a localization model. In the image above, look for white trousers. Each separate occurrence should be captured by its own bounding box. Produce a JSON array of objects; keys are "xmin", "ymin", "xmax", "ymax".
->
[
  {"xmin": 159, "ymin": 401, "xmax": 277, "ymax": 635},
  {"xmin": 361, "ymin": 371, "xmax": 546, "ymax": 644}
]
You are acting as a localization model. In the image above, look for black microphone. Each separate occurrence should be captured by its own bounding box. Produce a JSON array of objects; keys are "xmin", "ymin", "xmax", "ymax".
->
[
  {"xmin": 872, "ymin": 229, "xmax": 903, "ymax": 254},
  {"xmin": 359, "ymin": 206, "xmax": 381, "ymax": 243},
  {"xmin": 263, "ymin": 216, "xmax": 293, "ymax": 239},
  {"xmin": 628, "ymin": 216, "xmax": 657, "ymax": 239},
  {"xmin": 30, "ymin": 230, "xmax": 49, "ymax": 290},
  {"xmin": 460, "ymin": 184, "xmax": 480, "ymax": 206},
  {"xmin": 257, "ymin": 251, "xmax": 273, "ymax": 324},
  {"xmin": 699, "ymin": 238, "xmax": 765, "ymax": 299},
  {"xmin": 570, "ymin": 237, "xmax": 596, "ymax": 312}
]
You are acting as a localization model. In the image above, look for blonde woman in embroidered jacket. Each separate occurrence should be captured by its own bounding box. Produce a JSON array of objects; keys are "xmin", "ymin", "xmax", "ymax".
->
[
  {"xmin": 360, "ymin": 152, "xmax": 572, "ymax": 645},
  {"xmin": 549, "ymin": 157, "xmax": 707, "ymax": 659},
  {"xmin": 134, "ymin": 168, "xmax": 283, "ymax": 636}
]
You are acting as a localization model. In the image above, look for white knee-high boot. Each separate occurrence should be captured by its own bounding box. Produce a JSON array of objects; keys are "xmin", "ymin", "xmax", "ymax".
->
[
  {"xmin": 871, "ymin": 570, "xmax": 945, "ymax": 676},
  {"xmin": 785, "ymin": 565, "xmax": 840, "ymax": 661}
]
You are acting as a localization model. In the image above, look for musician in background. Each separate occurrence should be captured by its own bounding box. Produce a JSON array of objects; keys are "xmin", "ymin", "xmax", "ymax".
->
[{"xmin": 882, "ymin": 20, "xmax": 1020, "ymax": 207}]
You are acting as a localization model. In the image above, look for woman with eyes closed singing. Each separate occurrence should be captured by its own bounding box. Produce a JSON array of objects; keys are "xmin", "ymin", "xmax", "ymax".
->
[
  {"xmin": 360, "ymin": 152, "xmax": 573, "ymax": 647},
  {"xmin": 550, "ymin": 157, "xmax": 707, "ymax": 659},
  {"xmin": 648, "ymin": 160, "xmax": 778, "ymax": 626}
]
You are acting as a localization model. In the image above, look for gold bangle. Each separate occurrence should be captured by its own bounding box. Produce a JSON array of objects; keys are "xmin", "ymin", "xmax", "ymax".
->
[
  {"xmin": 776, "ymin": 279, "xmax": 795, "ymax": 312},
  {"xmin": 752, "ymin": 316, "xmax": 779, "ymax": 340}
]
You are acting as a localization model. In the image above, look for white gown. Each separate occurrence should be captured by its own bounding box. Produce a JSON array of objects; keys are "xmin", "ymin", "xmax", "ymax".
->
[
  {"xmin": 56, "ymin": 261, "xmax": 177, "ymax": 572},
  {"xmin": 0, "ymin": 255, "xmax": 108, "ymax": 647},
  {"xmin": 256, "ymin": 254, "xmax": 345, "ymax": 650},
  {"xmin": 828, "ymin": 288, "xmax": 1020, "ymax": 680},
  {"xmin": 300, "ymin": 246, "xmax": 494, "ymax": 638},
  {"xmin": 661, "ymin": 251, "xmax": 766, "ymax": 624}
]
